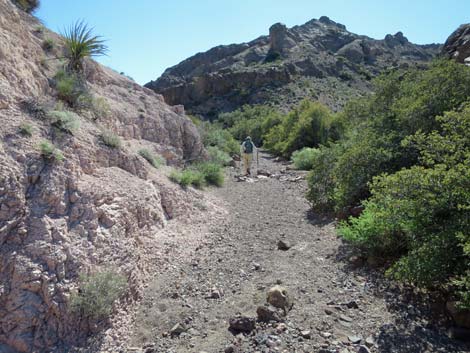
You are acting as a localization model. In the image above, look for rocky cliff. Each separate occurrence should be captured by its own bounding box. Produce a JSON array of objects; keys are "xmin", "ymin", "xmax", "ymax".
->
[
  {"xmin": 145, "ymin": 16, "xmax": 441, "ymax": 118},
  {"xmin": 443, "ymin": 23, "xmax": 470, "ymax": 65},
  {"xmin": 0, "ymin": 1, "xmax": 209, "ymax": 352}
]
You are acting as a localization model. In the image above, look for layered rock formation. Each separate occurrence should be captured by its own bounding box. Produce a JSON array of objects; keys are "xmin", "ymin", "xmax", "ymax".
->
[
  {"xmin": 146, "ymin": 16, "xmax": 441, "ymax": 117},
  {"xmin": 0, "ymin": 0, "xmax": 207, "ymax": 351},
  {"xmin": 443, "ymin": 23, "xmax": 470, "ymax": 65}
]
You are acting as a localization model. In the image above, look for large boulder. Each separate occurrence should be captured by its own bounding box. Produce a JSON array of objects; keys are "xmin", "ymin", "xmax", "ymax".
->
[{"xmin": 443, "ymin": 24, "xmax": 470, "ymax": 64}]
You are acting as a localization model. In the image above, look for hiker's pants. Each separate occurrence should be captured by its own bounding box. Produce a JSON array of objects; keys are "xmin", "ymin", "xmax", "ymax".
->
[{"xmin": 242, "ymin": 153, "xmax": 253, "ymax": 175}]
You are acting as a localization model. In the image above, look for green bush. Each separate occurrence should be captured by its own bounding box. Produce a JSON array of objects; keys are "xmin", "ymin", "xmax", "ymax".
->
[
  {"xmin": 138, "ymin": 149, "xmax": 164, "ymax": 168},
  {"xmin": 19, "ymin": 122, "xmax": 33, "ymax": 136},
  {"xmin": 170, "ymin": 169, "xmax": 205, "ymax": 189},
  {"xmin": 54, "ymin": 70, "xmax": 86, "ymax": 107},
  {"xmin": 207, "ymin": 146, "xmax": 232, "ymax": 166},
  {"xmin": 291, "ymin": 147, "xmax": 319, "ymax": 170},
  {"xmin": 196, "ymin": 162, "xmax": 224, "ymax": 187},
  {"xmin": 307, "ymin": 59, "xmax": 470, "ymax": 214},
  {"xmin": 338, "ymin": 104, "xmax": 470, "ymax": 308},
  {"xmin": 70, "ymin": 271, "xmax": 127, "ymax": 319},
  {"xmin": 42, "ymin": 38, "xmax": 54, "ymax": 51},
  {"xmin": 39, "ymin": 140, "xmax": 63, "ymax": 162},
  {"xmin": 14, "ymin": 0, "xmax": 39, "ymax": 13},
  {"xmin": 47, "ymin": 110, "xmax": 80, "ymax": 134},
  {"xmin": 198, "ymin": 121, "xmax": 239, "ymax": 155},
  {"xmin": 264, "ymin": 100, "xmax": 333, "ymax": 158},
  {"xmin": 217, "ymin": 105, "xmax": 283, "ymax": 147},
  {"xmin": 101, "ymin": 131, "xmax": 122, "ymax": 149}
]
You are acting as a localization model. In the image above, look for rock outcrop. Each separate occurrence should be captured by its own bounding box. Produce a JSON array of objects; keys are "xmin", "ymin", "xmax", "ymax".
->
[
  {"xmin": 146, "ymin": 16, "xmax": 441, "ymax": 117},
  {"xmin": 443, "ymin": 24, "xmax": 470, "ymax": 65},
  {"xmin": 0, "ymin": 0, "xmax": 207, "ymax": 352}
]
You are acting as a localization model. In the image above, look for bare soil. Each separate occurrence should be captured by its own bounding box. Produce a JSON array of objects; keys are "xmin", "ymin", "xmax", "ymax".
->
[{"xmin": 128, "ymin": 153, "xmax": 470, "ymax": 353}]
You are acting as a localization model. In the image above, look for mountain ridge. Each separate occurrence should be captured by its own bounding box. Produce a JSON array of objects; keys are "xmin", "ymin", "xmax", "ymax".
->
[{"xmin": 146, "ymin": 16, "xmax": 441, "ymax": 118}]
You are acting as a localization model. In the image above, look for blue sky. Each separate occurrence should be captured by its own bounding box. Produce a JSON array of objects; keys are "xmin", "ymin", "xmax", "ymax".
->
[{"xmin": 36, "ymin": 0, "xmax": 469, "ymax": 84}]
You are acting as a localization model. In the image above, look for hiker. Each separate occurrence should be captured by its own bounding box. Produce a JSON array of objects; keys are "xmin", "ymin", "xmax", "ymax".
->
[{"xmin": 240, "ymin": 136, "xmax": 257, "ymax": 176}]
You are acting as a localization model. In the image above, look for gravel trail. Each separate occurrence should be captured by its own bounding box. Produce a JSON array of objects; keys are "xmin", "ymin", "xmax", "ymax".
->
[{"xmin": 130, "ymin": 152, "xmax": 470, "ymax": 353}]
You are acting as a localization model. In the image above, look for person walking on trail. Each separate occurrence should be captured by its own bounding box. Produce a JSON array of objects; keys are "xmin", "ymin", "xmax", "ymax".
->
[{"xmin": 240, "ymin": 136, "xmax": 257, "ymax": 176}]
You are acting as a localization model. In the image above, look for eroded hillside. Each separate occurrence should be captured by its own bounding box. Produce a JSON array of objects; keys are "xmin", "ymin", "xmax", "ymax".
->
[{"xmin": 0, "ymin": 1, "xmax": 211, "ymax": 351}]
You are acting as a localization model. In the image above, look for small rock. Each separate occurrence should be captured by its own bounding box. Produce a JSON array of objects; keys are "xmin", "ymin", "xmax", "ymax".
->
[
  {"xmin": 300, "ymin": 330, "xmax": 311, "ymax": 339},
  {"xmin": 170, "ymin": 323, "xmax": 187, "ymax": 336},
  {"xmin": 209, "ymin": 287, "xmax": 223, "ymax": 299},
  {"xmin": 346, "ymin": 301, "xmax": 359, "ymax": 309},
  {"xmin": 229, "ymin": 316, "xmax": 256, "ymax": 332},
  {"xmin": 348, "ymin": 335, "xmax": 362, "ymax": 344},
  {"xmin": 267, "ymin": 285, "xmax": 293, "ymax": 312},
  {"xmin": 253, "ymin": 262, "xmax": 261, "ymax": 270},
  {"xmin": 324, "ymin": 308, "xmax": 333, "ymax": 315},
  {"xmin": 339, "ymin": 314, "xmax": 353, "ymax": 323},
  {"xmin": 358, "ymin": 345, "xmax": 371, "ymax": 353},
  {"xmin": 224, "ymin": 346, "xmax": 235, "ymax": 353},
  {"xmin": 277, "ymin": 239, "xmax": 292, "ymax": 251},
  {"xmin": 365, "ymin": 336, "xmax": 375, "ymax": 347},
  {"xmin": 276, "ymin": 323, "xmax": 287, "ymax": 333},
  {"xmin": 257, "ymin": 305, "xmax": 283, "ymax": 322},
  {"xmin": 321, "ymin": 332, "xmax": 332, "ymax": 338}
]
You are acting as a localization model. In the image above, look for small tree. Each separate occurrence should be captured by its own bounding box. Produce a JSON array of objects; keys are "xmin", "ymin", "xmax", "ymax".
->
[{"xmin": 62, "ymin": 20, "xmax": 108, "ymax": 74}]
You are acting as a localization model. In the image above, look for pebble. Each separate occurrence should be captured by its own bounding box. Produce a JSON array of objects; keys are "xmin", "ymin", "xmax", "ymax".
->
[
  {"xmin": 348, "ymin": 335, "xmax": 362, "ymax": 344},
  {"xmin": 300, "ymin": 330, "xmax": 311, "ymax": 339}
]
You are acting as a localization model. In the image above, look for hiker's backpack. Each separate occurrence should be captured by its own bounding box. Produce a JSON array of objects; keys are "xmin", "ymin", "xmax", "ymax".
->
[{"xmin": 244, "ymin": 140, "xmax": 253, "ymax": 153}]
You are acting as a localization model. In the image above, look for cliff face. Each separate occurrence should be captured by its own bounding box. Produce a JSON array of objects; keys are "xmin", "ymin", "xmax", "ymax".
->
[
  {"xmin": 146, "ymin": 16, "xmax": 441, "ymax": 118},
  {"xmin": 443, "ymin": 23, "xmax": 470, "ymax": 65},
  {"xmin": 0, "ymin": 1, "xmax": 207, "ymax": 351}
]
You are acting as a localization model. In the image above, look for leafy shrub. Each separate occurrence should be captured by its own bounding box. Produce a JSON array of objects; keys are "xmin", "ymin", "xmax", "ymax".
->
[
  {"xmin": 195, "ymin": 162, "xmax": 224, "ymax": 187},
  {"xmin": 339, "ymin": 104, "xmax": 470, "ymax": 308},
  {"xmin": 39, "ymin": 140, "xmax": 63, "ymax": 162},
  {"xmin": 54, "ymin": 70, "xmax": 87, "ymax": 107},
  {"xmin": 62, "ymin": 20, "xmax": 108, "ymax": 74},
  {"xmin": 217, "ymin": 105, "xmax": 282, "ymax": 147},
  {"xmin": 264, "ymin": 100, "xmax": 333, "ymax": 158},
  {"xmin": 307, "ymin": 59, "xmax": 470, "ymax": 214},
  {"xmin": 70, "ymin": 271, "xmax": 127, "ymax": 319},
  {"xmin": 138, "ymin": 149, "xmax": 164, "ymax": 168},
  {"xmin": 91, "ymin": 96, "xmax": 111, "ymax": 119},
  {"xmin": 291, "ymin": 147, "xmax": 319, "ymax": 170},
  {"xmin": 100, "ymin": 131, "xmax": 122, "ymax": 148},
  {"xmin": 47, "ymin": 110, "xmax": 80, "ymax": 134},
  {"xmin": 42, "ymin": 38, "xmax": 54, "ymax": 51},
  {"xmin": 19, "ymin": 122, "xmax": 33, "ymax": 136},
  {"xmin": 170, "ymin": 169, "xmax": 205, "ymax": 189},
  {"xmin": 207, "ymin": 146, "xmax": 232, "ymax": 166},
  {"xmin": 198, "ymin": 120, "xmax": 239, "ymax": 155},
  {"xmin": 13, "ymin": 0, "xmax": 39, "ymax": 13}
]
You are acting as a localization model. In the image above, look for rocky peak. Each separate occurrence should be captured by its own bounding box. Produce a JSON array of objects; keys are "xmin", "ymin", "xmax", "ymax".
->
[
  {"xmin": 443, "ymin": 23, "xmax": 470, "ymax": 65},
  {"xmin": 268, "ymin": 22, "xmax": 296, "ymax": 55},
  {"xmin": 384, "ymin": 31, "xmax": 409, "ymax": 47}
]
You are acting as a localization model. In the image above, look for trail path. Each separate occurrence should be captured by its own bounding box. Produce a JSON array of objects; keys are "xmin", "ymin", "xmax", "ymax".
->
[{"xmin": 130, "ymin": 153, "xmax": 469, "ymax": 353}]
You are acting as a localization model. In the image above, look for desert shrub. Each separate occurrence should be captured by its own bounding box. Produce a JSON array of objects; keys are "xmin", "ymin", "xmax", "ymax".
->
[
  {"xmin": 20, "ymin": 98, "xmax": 47, "ymax": 120},
  {"xmin": 100, "ymin": 131, "xmax": 121, "ymax": 148},
  {"xmin": 39, "ymin": 140, "xmax": 63, "ymax": 161},
  {"xmin": 62, "ymin": 20, "xmax": 108, "ymax": 74},
  {"xmin": 47, "ymin": 110, "xmax": 80, "ymax": 134},
  {"xmin": 54, "ymin": 70, "xmax": 87, "ymax": 107},
  {"xmin": 306, "ymin": 144, "xmax": 341, "ymax": 212},
  {"xmin": 265, "ymin": 50, "xmax": 281, "ymax": 63},
  {"xmin": 307, "ymin": 59, "xmax": 470, "ymax": 214},
  {"xmin": 13, "ymin": 0, "xmax": 39, "ymax": 13},
  {"xmin": 206, "ymin": 146, "xmax": 232, "ymax": 166},
  {"xmin": 217, "ymin": 105, "xmax": 283, "ymax": 146},
  {"xmin": 198, "ymin": 121, "xmax": 239, "ymax": 155},
  {"xmin": 291, "ymin": 147, "xmax": 319, "ymax": 170},
  {"xmin": 70, "ymin": 271, "xmax": 127, "ymax": 319},
  {"xmin": 138, "ymin": 149, "xmax": 164, "ymax": 168},
  {"xmin": 339, "ymin": 105, "xmax": 470, "ymax": 307},
  {"xmin": 19, "ymin": 122, "xmax": 33, "ymax": 136},
  {"xmin": 264, "ymin": 100, "xmax": 333, "ymax": 157},
  {"xmin": 170, "ymin": 169, "xmax": 205, "ymax": 189},
  {"xmin": 42, "ymin": 38, "xmax": 54, "ymax": 51},
  {"xmin": 195, "ymin": 162, "xmax": 224, "ymax": 187},
  {"xmin": 91, "ymin": 96, "xmax": 111, "ymax": 119}
]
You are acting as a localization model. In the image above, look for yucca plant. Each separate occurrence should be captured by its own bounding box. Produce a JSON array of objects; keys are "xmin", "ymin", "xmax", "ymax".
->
[{"xmin": 62, "ymin": 20, "xmax": 108, "ymax": 74}]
